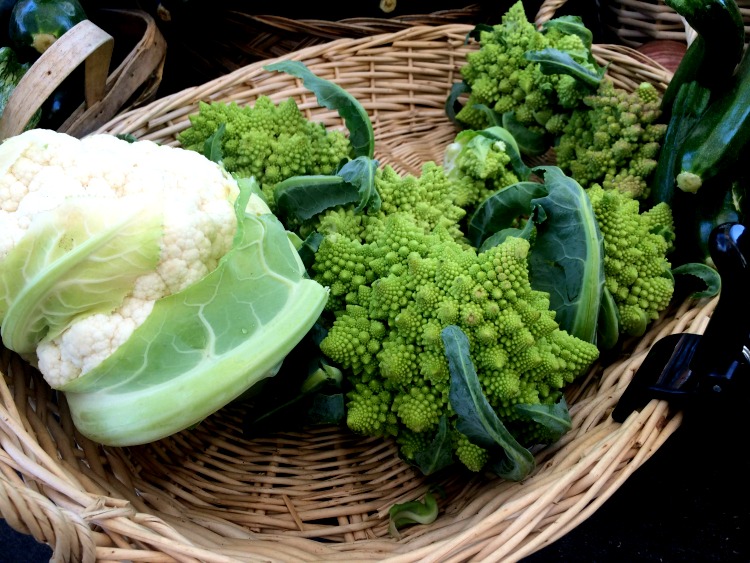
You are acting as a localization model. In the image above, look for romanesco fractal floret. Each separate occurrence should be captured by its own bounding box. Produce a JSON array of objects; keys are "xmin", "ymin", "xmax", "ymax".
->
[
  {"xmin": 555, "ymin": 80, "xmax": 667, "ymax": 199},
  {"xmin": 455, "ymin": 1, "xmax": 602, "ymax": 135},
  {"xmin": 586, "ymin": 184, "xmax": 675, "ymax": 336},
  {"xmin": 317, "ymin": 209, "xmax": 600, "ymax": 472},
  {"xmin": 177, "ymin": 97, "xmax": 352, "ymax": 203}
]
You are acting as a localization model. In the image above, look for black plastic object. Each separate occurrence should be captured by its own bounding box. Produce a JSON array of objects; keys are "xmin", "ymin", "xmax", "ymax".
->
[{"xmin": 612, "ymin": 221, "xmax": 750, "ymax": 422}]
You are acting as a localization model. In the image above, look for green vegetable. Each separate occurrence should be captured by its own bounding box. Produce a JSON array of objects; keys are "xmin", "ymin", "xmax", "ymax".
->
[
  {"xmin": 177, "ymin": 96, "xmax": 353, "ymax": 207},
  {"xmin": 9, "ymin": 0, "xmax": 87, "ymax": 58},
  {"xmin": 586, "ymin": 185, "xmax": 675, "ymax": 337},
  {"xmin": 0, "ymin": 46, "xmax": 40, "ymax": 131},
  {"xmin": 555, "ymin": 80, "xmax": 667, "ymax": 200},
  {"xmin": 59, "ymin": 184, "xmax": 329, "ymax": 445},
  {"xmin": 660, "ymin": 0, "xmax": 744, "ymax": 113},
  {"xmin": 264, "ymin": 59, "xmax": 375, "ymax": 160},
  {"xmin": 442, "ymin": 324, "xmax": 535, "ymax": 480},
  {"xmin": 388, "ymin": 492, "xmax": 440, "ymax": 539},
  {"xmin": 0, "ymin": 128, "xmax": 330, "ymax": 446},
  {"xmin": 675, "ymin": 45, "xmax": 750, "ymax": 194},
  {"xmin": 449, "ymin": 1, "xmax": 603, "ymax": 135},
  {"xmin": 316, "ymin": 212, "xmax": 599, "ymax": 475},
  {"xmin": 468, "ymin": 166, "xmax": 605, "ymax": 346},
  {"xmin": 648, "ymin": 80, "xmax": 711, "ymax": 207},
  {"xmin": 442, "ymin": 125, "xmax": 531, "ymax": 213}
]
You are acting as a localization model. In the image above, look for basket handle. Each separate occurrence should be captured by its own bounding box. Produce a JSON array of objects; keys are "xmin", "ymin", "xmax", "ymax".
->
[
  {"xmin": 534, "ymin": 0, "xmax": 568, "ymax": 26},
  {"xmin": 57, "ymin": 9, "xmax": 167, "ymax": 138},
  {"xmin": 0, "ymin": 19, "xmax": 114, "ymax": 141}
]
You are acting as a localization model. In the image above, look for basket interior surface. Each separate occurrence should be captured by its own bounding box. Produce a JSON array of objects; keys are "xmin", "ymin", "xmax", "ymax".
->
[{"xmin": 0, "ymin": 22, "xmax": 718, "ymax": 563}]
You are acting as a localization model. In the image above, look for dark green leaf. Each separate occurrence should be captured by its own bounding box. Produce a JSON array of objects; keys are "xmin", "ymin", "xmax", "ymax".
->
[
  {"xmin": 467, "ymin": 181, "xmax": 548, "ymax": 247},
  {"xmin": 295, "ymin": 231, "xmax": 324, "ymax": 273},
  {"xmin": 274, "ymin": 175, "xmax": 359, "ymax": 225},
  {"xmin": 305, "ymin": 392, "xmax": 345, "ymax": 426},
  {"xmin": 467, "ymin": 23, "xmax": 494, "ymax": 42},
  {"xmin": 524, "ymin": 48, "xmax": 606, "ymax": 88},
  {"xmin": 672, "ymin": 262, "xmax": 721, "ymax": 298},
  {"xmin": 115, "ymin": 133, "xmax": 138, "ymax": 143},
  {"xmin": 446, "ymin": 81, "xmax": 471, "ymax": 124},
  {"xmin": 264, "ymin": 60, "xmax": 374, "ymax": 158},
  {"xmin": 502, "ymin": 111, "xmax": 551, "ymax": 157},
  {"xmin": 515, "ymin": 398, "xmax": 572, "ymax": 443},
  {"xmin": 526, "ymin": 166, "xmax": 605, "ymax": 344},
  {"xmin": 411, "ymin": 415, "xmax": 455, "ymax": 476},
  {"xmin": 478, "ymin": 224, "xmax": 532, "ymax": 252},
  {"xmin": 597, "ymin": 286, "xmax": 621, "ymax": 351},
  {"xmin": 442, "ymin": 325, "xmax": 535, "ymax": 481}
]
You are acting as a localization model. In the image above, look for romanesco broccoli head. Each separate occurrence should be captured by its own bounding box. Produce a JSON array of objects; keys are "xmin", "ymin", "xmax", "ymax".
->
[
  {"xmin": 177, "ymin": 97, "xmax": 351, "ymax": 204},
  {"xmin": 555, "ymin": 80, "xmax": 667, "ymax": 199},
  {"xmin": 443, "ymin": 129, "xmax": 522, "ymax": 212},
  {"xmin": 317, "ymin": 216, "xmax": 600, "ymax": 473},
  {"xmin": 586, "ymin": 184, "xmax": 675, "ymax": 336},
  {"xmin": 455, "ymin": 1, "xmax": 601, "ymax": 135}
]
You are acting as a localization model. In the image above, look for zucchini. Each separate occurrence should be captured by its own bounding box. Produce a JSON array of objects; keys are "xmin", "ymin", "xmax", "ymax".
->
[
  {"xmin": 648, "ymin": 80, "xmax": 711, "ymax": 206},
  {"xmin": 660, "ymin": 0, "xmax": 745, "ymax": 114},
  {"xmin": 675, "ymin": 47, "xmax": 750, "ymax": 193},
  {"xmin": 8, "ymin": 0, "xmax": 87, "ymax": 59}
]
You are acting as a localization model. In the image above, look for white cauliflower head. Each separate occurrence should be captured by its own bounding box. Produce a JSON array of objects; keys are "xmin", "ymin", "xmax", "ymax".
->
[{"xmin": 0, "ymin": 129, "xmax": 259, "ymax": 387}]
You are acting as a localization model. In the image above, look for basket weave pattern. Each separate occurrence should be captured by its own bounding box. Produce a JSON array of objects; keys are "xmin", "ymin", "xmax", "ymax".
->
[{"xmin": 0, "ymin": 20, "xmax": 717, "ymax": 563}]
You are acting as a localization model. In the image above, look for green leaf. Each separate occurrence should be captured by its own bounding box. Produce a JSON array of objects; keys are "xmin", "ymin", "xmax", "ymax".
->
[
  {"xmin": 528, "ymin": 166, "xmax": 605, "ymax": 344},
  {"xmin": 524, "ymin": 47, "xmax": 606, "ymax": 88},
  {"xmin": 467, "ymin": 181, "xmax": 548, "ymax": 247},
  {"xmin": 445, "ymin": 81, "xmax": 471, "ymax": 124},
  {"xmin": 541, "ymin": 15, "xmax": 593, "ymax": 48},
  {"xmin": 597, "ymin": 286, "xmax": 621, "ymax": 351},
  {"xmin": 336, "ymin": 156, "xmax": 381, "ymax": 213},
  {"xmin": 515, "ymin": 398, "xmax": 572, "ymax": 443},
  {"xmin": 61, "ymin": 184, "xmax": 329, "ymax": 446},
  {"xmin": 264, "ymin": 60, "xmax": 375, "ymax": 159},
  {"xmin": 202, "ymin": 122, "xmax": 225, "ymax": 163},
  {"xmin": 672, "ymin": 262, "xmax": 721, "ymax": 298},
  {"xmin": 274, "ymin": 175, "xmax": 359, "ymax": 225},
  {"xmin": 442, "ymin": 325, "xmax": 535, "ymax": 481},
  {"xmin": 0, "ymin": 197, "xmax": 162, "ymax": 355},
  {"xmin": 388, "ymin": 492, "xmax": 440, "ymax": 539},
  {"xmin": 478, "ymin": 216, "xmax": 537, "ymax": 253},
  {"xmin": 411, "ymin": 415, "xmax": 455, "ymax": 476},
  {"xmin": 295, "ymin": 231, "xmax": 325, "ymax": 273},
  {"xmin": 502, "ymin": 111, "xmax": 551, "ymax": 157}
]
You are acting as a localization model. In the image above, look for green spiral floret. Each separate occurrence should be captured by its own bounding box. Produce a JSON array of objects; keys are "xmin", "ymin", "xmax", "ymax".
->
[
  {"xmin": 587, "ymin": 184, "xmax": 675, "ymax": 336},
  {"xmin": 455, "ymin": 1, "xmax": 602, "ymax": 134},
  {"xmin": 317, "ymin": 211, "xmax": 599, "ymax": 472},
  {"xmin": 556, "ymin": 80, "xmax": 668, "ymax": 200},
  {"xmin": 177, "ymin": 97, "xmax": 352, "ymax": 204}
]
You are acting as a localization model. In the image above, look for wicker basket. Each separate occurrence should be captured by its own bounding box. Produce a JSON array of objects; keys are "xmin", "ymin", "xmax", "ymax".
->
[
  {"xmin": 0, "ymin": 8, "xmax": 166, "ymax": 141},
  {"xmin": 0, "ymin": 5, "xmax": 719, "ymax": 563},
  {"xmin": 536, "ymin": 0, "xmax": 750, "ymax": 47}
]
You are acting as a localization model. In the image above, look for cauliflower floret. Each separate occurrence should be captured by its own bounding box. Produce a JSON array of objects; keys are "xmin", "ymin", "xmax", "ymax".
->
[
  {"xmin": 0, "ymin": 129, "xmax": 251, "ymax": 386},
  {"xmin": 37, "ymin": 297, "xmax": 155, "ymax": 388}
]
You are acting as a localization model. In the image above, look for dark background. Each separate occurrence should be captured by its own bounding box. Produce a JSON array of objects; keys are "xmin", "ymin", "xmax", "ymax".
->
[{"xmin": 1, "ymin": 1, "xmax": 748, "ymax": 561}]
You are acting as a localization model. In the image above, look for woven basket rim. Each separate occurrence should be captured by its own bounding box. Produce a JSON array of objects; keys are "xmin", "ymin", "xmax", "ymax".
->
[{"xmin": 0, "ymin": 18, "xmax": 715, "ymax": 563}]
